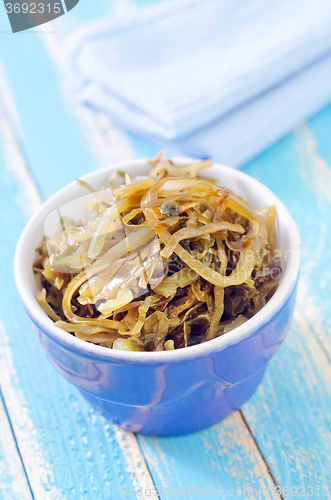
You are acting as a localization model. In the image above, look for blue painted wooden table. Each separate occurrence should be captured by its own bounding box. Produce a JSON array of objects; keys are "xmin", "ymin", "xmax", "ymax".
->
[{"xmin": 0, "ymin": 2, "xmax": 331, "ymax": 499}]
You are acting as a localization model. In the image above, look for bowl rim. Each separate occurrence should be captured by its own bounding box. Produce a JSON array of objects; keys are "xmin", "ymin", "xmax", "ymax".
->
[{"xmin": 14, "ymin": 158, "xmax": 301, "ymax": 363}]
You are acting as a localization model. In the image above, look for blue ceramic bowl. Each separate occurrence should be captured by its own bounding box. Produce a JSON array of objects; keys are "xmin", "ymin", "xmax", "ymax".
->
[{"xmin": 14, "ymin": 159, "xmax": 300, "ymax": 435}]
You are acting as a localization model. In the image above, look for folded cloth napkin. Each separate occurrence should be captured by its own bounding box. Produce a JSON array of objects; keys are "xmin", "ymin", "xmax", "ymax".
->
[{"xmin": 68, "ymin": 0, "xmax": 331, "ymax": 166}]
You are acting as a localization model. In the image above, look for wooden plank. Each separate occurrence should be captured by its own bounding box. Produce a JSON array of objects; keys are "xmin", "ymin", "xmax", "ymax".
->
[
  {"xmin": 0, "ymin": 392, "xmax": 32, "ymax": 500},
  {"xmin": 240, "ymin": 118, "xmax": 331, "ymax": 494},
  {"xmin": 0, "ymin": 75, "xmax": 155, "ymax": 499},
  {"xmin": 242, "ymin": 312, "xmax": 331, "ymax": 494},
  {"xmin": 138, "ymin": 412, "xmax": 278, "ymax": 499}
]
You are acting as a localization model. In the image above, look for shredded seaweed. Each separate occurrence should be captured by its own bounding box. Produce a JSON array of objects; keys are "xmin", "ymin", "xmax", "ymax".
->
[{"xmin": 34, "ymin": 154, "xmax": 281, "ymax": 351}]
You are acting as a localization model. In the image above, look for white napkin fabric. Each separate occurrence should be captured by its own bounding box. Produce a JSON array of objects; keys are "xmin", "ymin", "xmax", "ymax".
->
[{"xmin": 68, "ymin": 0, "xmax": 331, "ymax": 165}]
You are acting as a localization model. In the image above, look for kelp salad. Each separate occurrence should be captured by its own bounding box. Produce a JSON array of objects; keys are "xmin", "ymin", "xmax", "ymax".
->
[{"xmin": 34, "ymin": 154, "xmax": 282, "ymax": 352}]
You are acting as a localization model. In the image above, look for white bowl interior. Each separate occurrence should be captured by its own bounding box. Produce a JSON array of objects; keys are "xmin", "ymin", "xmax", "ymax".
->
[{"xmin": 14, "ymin": 159, "xmax": 300, "ymax": 361}]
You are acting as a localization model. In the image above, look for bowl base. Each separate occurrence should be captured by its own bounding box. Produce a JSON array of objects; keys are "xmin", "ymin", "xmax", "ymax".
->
[{"xmin": 78, "ymin": 366, "xmax": 266, "ymax": 436}]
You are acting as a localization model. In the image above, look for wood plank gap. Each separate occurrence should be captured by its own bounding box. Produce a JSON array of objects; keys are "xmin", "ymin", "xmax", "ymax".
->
[
  {"xmin": 114, "ymin": 428, "xmax": 161, "ymax": 499},
  {"xmin": 239, "ymin": 410, "xmax": 284, "ymax": 500},
  {"xmin": 302, "ymin": 313, "xmax": 331, "ymax": 365}
]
